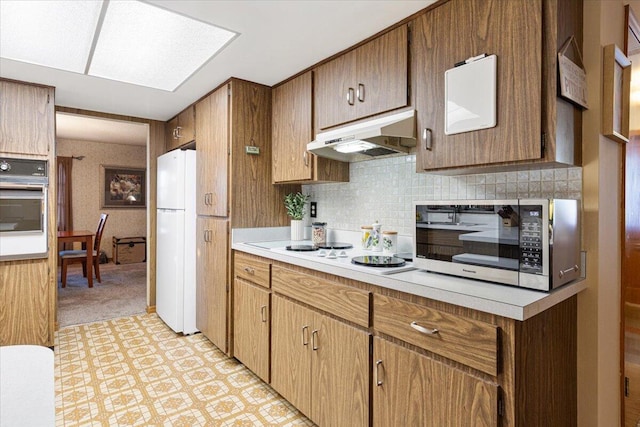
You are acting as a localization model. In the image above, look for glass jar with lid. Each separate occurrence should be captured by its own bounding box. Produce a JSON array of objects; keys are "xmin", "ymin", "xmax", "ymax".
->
[{"xmin": 312, "ymin": 222, "xmax": 327, "ymax": 245}]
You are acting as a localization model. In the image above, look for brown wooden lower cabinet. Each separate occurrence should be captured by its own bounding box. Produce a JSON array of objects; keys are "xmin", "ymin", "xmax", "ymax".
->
[
  {"xmin": 373, "ymin": 337, "xmax": 498, "ymax": 427},
  {"xmin": 233, "ymin": 252, "xmax": 577, "ymax": 426},
  {"xmin": 270, "ymin": 295, "xmax": 369, "ymax": 427},
  {"xmin": 0, "ymin": 259, "xmax": 51, "ymax": 346},
  {"xmin": 232, "ymin": 278, "xmax": 270, "ymax": 382}
]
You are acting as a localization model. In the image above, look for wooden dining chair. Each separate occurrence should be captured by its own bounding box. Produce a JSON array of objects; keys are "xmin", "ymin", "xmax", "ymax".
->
[{"xmin": 60, "ymin": 213, "xmax": 109, "ymax": 288}]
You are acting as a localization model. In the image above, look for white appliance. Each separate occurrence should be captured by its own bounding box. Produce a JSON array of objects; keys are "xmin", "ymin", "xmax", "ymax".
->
[{"xmin": 156, "ymin": 150, "xmax": 197, "ymax": 334}]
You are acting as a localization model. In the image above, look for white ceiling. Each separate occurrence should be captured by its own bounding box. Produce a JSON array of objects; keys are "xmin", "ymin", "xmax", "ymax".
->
[{"xmin": 1, "ymin": 0, "xmax": 434, "ymax": 123}]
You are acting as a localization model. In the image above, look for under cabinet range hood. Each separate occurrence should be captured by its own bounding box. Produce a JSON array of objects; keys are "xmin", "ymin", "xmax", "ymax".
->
[{"xmin": 307, "ymin": 110, "xmax": 416, "ymax": 162}]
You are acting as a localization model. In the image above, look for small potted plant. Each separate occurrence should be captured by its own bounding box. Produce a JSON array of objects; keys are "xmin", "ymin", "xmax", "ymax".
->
[{"xmin": 284, "ymin": 192, "xmax": 310, "ymax": 240}]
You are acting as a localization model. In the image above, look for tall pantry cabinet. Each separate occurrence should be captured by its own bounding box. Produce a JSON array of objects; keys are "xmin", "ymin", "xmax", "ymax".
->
[
  {"xmin": 0, "ymin": 79, "xmax": 57, "ymax": 346},
  {"xmin": 195, "ymin": 78, "xmax": 296, "ymax": 353}
]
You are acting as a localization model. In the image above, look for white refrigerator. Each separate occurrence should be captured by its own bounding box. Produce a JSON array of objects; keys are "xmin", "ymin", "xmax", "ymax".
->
[{"xmin": 156, "ymin": 149, "xmax": 197, "ymax": 334}]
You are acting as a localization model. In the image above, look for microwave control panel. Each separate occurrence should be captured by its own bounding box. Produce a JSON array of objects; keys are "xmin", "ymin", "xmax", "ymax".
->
[{"xmin": 519, "ymin": 205, "xmax": 543, "ymax": 273}]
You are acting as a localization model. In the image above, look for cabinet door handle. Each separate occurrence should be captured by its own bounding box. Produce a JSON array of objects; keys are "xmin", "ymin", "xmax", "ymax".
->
[
  {"xmin": 347, "ymin": 88, "xmax": 355, "ymax": 105},
  {"xmin": 410, "ymin": 321, "xmax": 439, "ymax": 335},
  {"xmin": 172, "ymin": 128, "xmax": 178, "ymax": 139},
  {"xmin": 260, "ymin": 305, "xmax": 268, "ymax": 323},
  {"xmin": 175, "ymin": 126, "xmax": 183, "ymax": 139},
  {"xmin": 243, "ymin": 266, "xmax": 255, "ymax": 275},
  {"xmin": 203, "ymin": 230, "xmax": 208, "ymax": 242},
  {"xmin": 375, "ymin": 359, "xmax": 384, "ymax": 386},
  {"xmin": 303, "ymin": 151, "xmax": 309, "ymax": 166},
  {"xmin": 311, "ymin": 329, "xmax": 319, "ymax": 350},
  {"xmin": 302, "ymin": 325, "xmax": 309, "ymax": 346},
  {"xmin": 423, "ymin": 128, "xmax": 432, "ymax": 151},
  {"xmin": 559, "ymin": 265, "xmax": 579, "ymax": 278},
  {"xmin": 357, "ymin": 83, "xmax": 365, "ymax": 102}
]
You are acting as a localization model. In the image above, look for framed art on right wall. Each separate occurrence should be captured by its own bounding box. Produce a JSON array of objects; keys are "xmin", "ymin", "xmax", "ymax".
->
[{"xmin": 602, "ymin": 43, "xmax": 631, "ymax": 144}]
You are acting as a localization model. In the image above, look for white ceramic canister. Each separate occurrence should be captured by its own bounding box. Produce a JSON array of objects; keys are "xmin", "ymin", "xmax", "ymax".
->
[
  {"xmin": 361, "ymin": 225, "xmax": 373, "ymax": 250},
  {"xmin": 382, "ymin": 231, "xmax": 398, "ymax": 256},
  {"xmin": 371, "ymin": 221, "xmax": 382, "ymax": 252}
]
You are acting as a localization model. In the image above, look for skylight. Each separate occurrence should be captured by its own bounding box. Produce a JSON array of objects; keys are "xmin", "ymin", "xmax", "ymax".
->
[{"xmin": 0, "ymin": 0, "xmax": 238, "ymax": 92}]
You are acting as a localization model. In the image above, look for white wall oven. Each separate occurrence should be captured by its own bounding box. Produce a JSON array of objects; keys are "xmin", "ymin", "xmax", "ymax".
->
[
  {"xmin": 413, "ymin": 199, "xmax": 581, "ymax": 292},
  {"xmin": 0, "ymin": 158, "xmax": 48, "ymax": 261}
]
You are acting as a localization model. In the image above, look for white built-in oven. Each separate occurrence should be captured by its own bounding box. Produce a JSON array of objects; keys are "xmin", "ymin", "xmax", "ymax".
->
[{"xmin": 0, "ymin": 158, "xmax": 48, "ymax": 261}]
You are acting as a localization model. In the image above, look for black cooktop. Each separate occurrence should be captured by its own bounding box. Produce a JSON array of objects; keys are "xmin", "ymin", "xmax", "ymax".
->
[
  {"xmin": 351, "ymin": 255, "xmax": 406, "ymax": 268},
  {"xmin": 285, "ymin": 245, "xmax": 318, "ymax": 252},
  {"xmin": 316, "ymin": 242, "xmax": 353, "ymax": 250}
]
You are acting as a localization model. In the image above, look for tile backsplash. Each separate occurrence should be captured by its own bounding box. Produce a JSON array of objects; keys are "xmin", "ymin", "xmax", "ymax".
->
[{"xmin": 302, "ymin": 155, "xmax": 582, "ymax": 236}]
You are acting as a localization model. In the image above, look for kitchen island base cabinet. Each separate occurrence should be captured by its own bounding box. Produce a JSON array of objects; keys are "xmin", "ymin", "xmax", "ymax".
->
[
  {"xmin": 232, "ymin": 278, "xmax": 270, "ymax": 382},
  {"xmin": 373, "ymin": 337, "xmax": 498, "ymax": 427},
  {"xmin": 271, "ymin": 295, "xmax": 369, "ymax": 427}
]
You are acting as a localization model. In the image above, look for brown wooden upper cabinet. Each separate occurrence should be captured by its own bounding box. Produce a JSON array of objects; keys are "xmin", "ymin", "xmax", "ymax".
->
[
  {"xmin": 314, "ymin": 25, "xmax": 408, "ymax": 131},
  {"xmin": 195, "ymin": 86, "xmax": 229, "ymax": 217},
  {"xmin": 413, "ymin": 0, "xmax": 542, "ymax": 172},
  {"xmin": 0, "ymin": 80, "xmax": 54, "ymax": 156},
  {"xmin": 166, "ymin": 105, "xmax": 195, "ymax": 151},
  {"xmin": 272, "ymin": 71, "xmax": 349, "ymax": 184}
]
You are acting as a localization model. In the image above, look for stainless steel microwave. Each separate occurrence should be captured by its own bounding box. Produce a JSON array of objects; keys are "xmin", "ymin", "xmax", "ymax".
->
[{"xmin": 413, "ymin": 199, "xmax": 580, "ymax": 291}]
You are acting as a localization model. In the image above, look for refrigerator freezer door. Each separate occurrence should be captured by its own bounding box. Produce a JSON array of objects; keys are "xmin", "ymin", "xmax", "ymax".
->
[
  {"xmin": 156, "ymin": 209, "xmax": 185, "ymax": 332},
  {"xmin": 157, "ymin": 151, "xmax": 186, "ymax": 210}
]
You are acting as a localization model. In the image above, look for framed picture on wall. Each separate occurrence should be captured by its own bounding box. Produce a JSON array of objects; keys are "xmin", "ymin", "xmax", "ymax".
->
[
  {"xmin": 602, "ymin": 43, "xmax": 631, "ymax": 144},
  {"xmin": 100, "ymin": 165, "xmax": 146, "ymax": 208}
]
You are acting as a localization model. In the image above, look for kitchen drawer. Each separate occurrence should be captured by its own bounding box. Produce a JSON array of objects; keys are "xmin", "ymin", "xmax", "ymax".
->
[
  {"xmin": 373, "ymin": 294, "xmax": 498, "ymax": 375},
  {"xmin": 234, "ymin": 253, "xmax": 271, "ymax": 289},
  {"xmin": 272, "ymin": 265, "xmax": 369, "ymax": 328}
]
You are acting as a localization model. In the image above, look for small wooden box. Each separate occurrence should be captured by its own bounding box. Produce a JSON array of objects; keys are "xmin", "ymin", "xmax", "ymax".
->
[{"xmin": 112, "ymin": 236, "xmax": 146, "ymax": 264}]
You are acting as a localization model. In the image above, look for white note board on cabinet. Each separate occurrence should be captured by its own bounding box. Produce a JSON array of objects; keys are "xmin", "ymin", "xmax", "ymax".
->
[{"xmin": 444, "ymin": 54, "xmax": 497, "ymax": 135}]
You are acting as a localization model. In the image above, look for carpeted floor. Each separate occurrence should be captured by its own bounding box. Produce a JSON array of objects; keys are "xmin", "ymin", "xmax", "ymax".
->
[
  {"xmin": 55, "ymin": 313, "xmax": 314, "ymax": 426},
  {"xmin": 58, "ymin": 262, "xmax": 147, "ymax": 328}
]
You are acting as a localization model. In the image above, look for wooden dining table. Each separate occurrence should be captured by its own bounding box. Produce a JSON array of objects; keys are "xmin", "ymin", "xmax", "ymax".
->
[{"xmin": 57, "ymin": 230, "xmax": 94, "ymax": 287}]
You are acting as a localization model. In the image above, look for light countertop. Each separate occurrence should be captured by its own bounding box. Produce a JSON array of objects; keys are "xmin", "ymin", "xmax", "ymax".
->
[{"xmin": 231, "ymin": 227, "xmax": 586, "ymax": 321}]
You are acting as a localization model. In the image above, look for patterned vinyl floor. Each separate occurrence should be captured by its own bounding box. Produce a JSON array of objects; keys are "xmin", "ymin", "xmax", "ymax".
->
[{"xmin": 54, "ymin": 313, "xmax": 315, "ymax": 426}]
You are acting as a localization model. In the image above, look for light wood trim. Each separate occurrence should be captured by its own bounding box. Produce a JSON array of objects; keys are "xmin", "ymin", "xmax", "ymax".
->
[
  {"xmin": 312, "ymin": 311, "xmax": 370, "ymax": 427},
  {"xmin": 233, "ymin": 278, "xmax": 270, "ymax": 382},
  {"xmin": 372, "ymin": 336, "xmax": 498, "ymax": 426},
  {"xmin": 146, "ymin": 306, "xmax": 156, "ymax": 314},
  {"xmin": 373, "ymin": 293, "xmax": 498, "ymax": 376},
  {"xmin": 0, "ymin": 259, "xmax": 50, "ymax": 345},
  {"xmin": 271, "ymin": 295, "xmax": 312, "ymax": 417},
  {"xmin": 272, "ymin": 265, "xmax": 370, "ymax": 327},
  {"xmin": 234, "ymin": 252, "xmax": 271, "ymax": 289}
]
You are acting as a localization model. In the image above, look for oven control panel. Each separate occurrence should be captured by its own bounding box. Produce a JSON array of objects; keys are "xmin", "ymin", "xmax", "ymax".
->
[
  {"xmin": 519, "ymin": 205, "xmax": 543, "ymax": 273},
  {"xmin": 0, "ymin": 158, "xmax": 48, "ymax": 183}
]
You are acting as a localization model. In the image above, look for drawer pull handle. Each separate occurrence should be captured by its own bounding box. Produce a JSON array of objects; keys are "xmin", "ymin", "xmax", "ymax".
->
[
  {"xmin": 303, "ymin": 151, "xmax": 309, "ymax": 166},
  {"xmin": 410, "ymin": 321, "xmax": 439, "ymax": 335},
  {"xmin": 302, "ymin": 325, "xmax": 309, "ymax": 346},
  {"xmin": 375, "ymin": 359, "xmax": 384, "ymax": 386},
  {"xmin": 260, "ymin": 305, "xmax": 268, "ymax": 323},
  {"xmin": 312, "ymin": 329, "xmax": 319, "ymax": 351},
  {"xmin": 243, "ymin": 266, "xmax": 255, "ymax": 275}
]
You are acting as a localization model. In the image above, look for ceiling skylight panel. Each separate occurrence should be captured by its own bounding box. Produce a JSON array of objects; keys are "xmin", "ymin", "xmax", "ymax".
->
[
  {"xmin": 0, "ymin": 0, "xmax": 103, "ymax": 73},
  {"xmin": 88, "ymin": 1, "xmax": 237, "ymax": 91}
]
